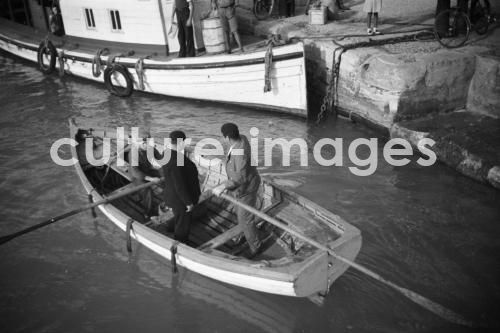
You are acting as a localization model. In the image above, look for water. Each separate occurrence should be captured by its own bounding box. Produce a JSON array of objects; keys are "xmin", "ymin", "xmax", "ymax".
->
[{"xmin": 0, "ymin": 51, "xmax": 499, "ymax": 333}]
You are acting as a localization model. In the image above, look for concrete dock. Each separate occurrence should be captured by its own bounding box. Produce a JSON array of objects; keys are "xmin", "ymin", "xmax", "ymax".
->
[{"xmin": 236, "ymin": 0, "xmax": 500, "ymax": 189}]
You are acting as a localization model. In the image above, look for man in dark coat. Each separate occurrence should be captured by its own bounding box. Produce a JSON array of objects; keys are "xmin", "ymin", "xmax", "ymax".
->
[
  {"xmin": 161, "ymin": 131, "xmax": 201, "ymax": 242},
  {"xmin": 171, "ymin": 0, "xmax": 195, "ymax": 57}
]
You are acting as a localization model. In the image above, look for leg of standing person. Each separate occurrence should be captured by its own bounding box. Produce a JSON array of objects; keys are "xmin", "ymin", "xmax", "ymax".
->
[
  {"xmin": 172, "ymin": 206, "xmax": 192, "ymax": 242},
  {"xmin": 228, "ymin": 10, "xmax": 244, "ymax": 52},
  {"xmin": 373, "ymin": 12, "xmax": 380, "ymax": 34},
  {"xmin": 218, "ymin": 8, "xmax": 231, "ymax": 54},
  {"xmin": 367, "ymin": 12, "xmax": 373, "ymax": 34},
  {"xmin": 176, "ymin": 9, "xmax": 187, "ymax": 57},
  {"xmin": 435, "ymin": 0, "xmax": 451, "ymax": 36},
  {"xmin": 186, "ymin": 22, "xmax": 195, "ymax": 57},
  {"xmin": 237, "ymin": 193, "xmax": 261, "ymax": 256}
]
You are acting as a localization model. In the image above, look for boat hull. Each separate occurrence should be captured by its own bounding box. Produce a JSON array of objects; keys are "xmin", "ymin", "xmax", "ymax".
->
[{"xmin": 0, "ymin": 23, "xmax": 308, "ymax": 117}]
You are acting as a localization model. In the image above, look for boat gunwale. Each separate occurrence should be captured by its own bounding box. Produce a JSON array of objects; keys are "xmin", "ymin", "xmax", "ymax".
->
[
  {"xmin": 0, "ymin": 32, "xmax": 304, "ymax": 70},
  {"xmin": 68, "ymin": 123, "xmax": 328, "ymax": 282}
]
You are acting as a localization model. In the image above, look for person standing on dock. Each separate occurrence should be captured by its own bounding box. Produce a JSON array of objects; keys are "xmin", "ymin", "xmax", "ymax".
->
[
  {"xmin": 171, "ymin": 0, "xmax": 195, "ymax": 57},
  {"xmin": 212, "ymin": 123, "xmax": 262, "ymax": 257},
  {"xmin": 364, "ymin": 0, "xmax": 382, "ymax": 35},
  {"xmin": 215, "ymin": 0, "xmax": 244, "ymax": 53},
  {"xmin": 161, "ymin": 131, "xmax": 201, "ymax": 242}
]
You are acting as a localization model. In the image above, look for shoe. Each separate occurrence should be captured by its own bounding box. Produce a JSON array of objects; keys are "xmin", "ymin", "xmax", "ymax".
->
[
  {"xmin": 232, "ymin": 234, "xmax": 246, "ymax": 246},
  {"xmin": 367, "ymin": 28, "xmax": 373, "ymax": 35},
  {"xmin": 373, "ymin": 28, "xmax": 381, "ymax": 35},
  {"xmin": 247, "ymin": 246, "xmax": 261, "ymax": 259}
]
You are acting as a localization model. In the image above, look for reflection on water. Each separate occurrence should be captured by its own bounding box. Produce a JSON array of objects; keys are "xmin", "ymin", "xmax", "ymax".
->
[{"xmin": 1, "ymin": 51, "xmax": 500, "ymax": 332}]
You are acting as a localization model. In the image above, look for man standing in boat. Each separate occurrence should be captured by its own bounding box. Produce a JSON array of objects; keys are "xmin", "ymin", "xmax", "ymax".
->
[
  {"xmin": 212, "ymin": 123, "xmax": 262, "ymax": 257},
  {"xmin": 171, "ymin": 0, "xmax": 195, "ymax": 57},
  {"xmin": 161, "ymin": 131, "xmax": 201, "ymax": 242}
]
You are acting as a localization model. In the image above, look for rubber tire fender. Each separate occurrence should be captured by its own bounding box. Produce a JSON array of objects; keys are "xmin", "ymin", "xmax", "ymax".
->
[
  {"xmin": 37, "ymin": 40, "xmax": 57, "ymax": 74},
  {"xmin": 103, "ymin": 64, "xmax": 134, "ymax": 97}
]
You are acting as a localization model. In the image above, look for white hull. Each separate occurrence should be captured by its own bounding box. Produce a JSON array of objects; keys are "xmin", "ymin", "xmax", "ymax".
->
[{"xmin": 0, "ymin": 32, "xmax": 308, "ymax": 116}]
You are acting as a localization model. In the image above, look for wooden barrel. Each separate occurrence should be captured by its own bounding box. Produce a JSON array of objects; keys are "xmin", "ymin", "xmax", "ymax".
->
[
  {"xmin": 201, "ymin": 18, "xmax": 227, "ymax": 54},
  {"xmin": 309, "ymin": 6, "xmax": 327, "ymax": 25}
]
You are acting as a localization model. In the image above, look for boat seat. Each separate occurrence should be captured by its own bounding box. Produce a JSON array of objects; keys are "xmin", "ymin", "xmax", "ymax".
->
[{"xmin": 197, "ymin": 224, "xmax": 243, "ymax": 251}]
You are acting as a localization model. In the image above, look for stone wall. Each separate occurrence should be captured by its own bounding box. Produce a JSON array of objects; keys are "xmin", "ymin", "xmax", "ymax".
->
[
  {"xmin": 304, "ymin": 41, "xmax": 478, "ymax": 127},
  {"xmin": 467, "ymin": 55, "xmax": 500, "ymax": 118}
]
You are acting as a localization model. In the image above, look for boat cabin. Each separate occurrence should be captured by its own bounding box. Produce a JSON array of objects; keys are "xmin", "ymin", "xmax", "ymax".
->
[{"xmin": 1, "ymin": 0, "xmax": 210, "ymax": 56}]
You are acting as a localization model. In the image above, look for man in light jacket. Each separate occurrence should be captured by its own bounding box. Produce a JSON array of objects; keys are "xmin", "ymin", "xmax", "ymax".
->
[{"xmin": 212, "ymin": 123, "xmax": 262, "ymax": 257}]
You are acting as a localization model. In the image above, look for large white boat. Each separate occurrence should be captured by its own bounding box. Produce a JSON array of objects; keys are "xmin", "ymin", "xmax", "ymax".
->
[{"xmin": 0, "ymin": 0, "xmax": 308, "ymax": 116}]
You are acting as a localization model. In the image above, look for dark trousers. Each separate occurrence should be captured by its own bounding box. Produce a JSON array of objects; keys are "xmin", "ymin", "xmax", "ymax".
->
[
  {"xmin": 435, "ymin": 0, "xmax": 451, "ymax": 35},
  {"xmin": 176, "ymin": 7, "xmax": 195, "ymax": 57},
  {"xmin": 171, "ymin": 206, "xmax": 192, "ymax": 242},
  {"xmin": 279, "ymin": 0, "xmax": 295, "ymax": 17}
]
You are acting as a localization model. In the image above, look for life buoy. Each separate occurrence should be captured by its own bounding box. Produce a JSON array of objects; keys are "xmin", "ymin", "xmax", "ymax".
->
[
  {"xmin": 103, "ymin": 64, "xmax": 134, "ymax": 97},
  {"xmin": 37, "ymin": 40, "xmax": 56, "ymax": 74}
]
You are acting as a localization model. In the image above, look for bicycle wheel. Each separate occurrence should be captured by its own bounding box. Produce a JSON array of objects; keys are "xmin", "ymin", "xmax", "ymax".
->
[
  {"xmin": 475, "ymin": 15, "xmax": 489, "ymax": 35},
  {"xmin": 434, "ymin": 8, "xmax": 471, "ymax": 48},
  {"xmin": 254, "ymin": 0, "xmax": 273, "ymax": 21}
]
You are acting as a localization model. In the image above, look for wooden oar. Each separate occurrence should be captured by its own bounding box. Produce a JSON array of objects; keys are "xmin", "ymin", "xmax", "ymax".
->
[
  {"xmin": 218, "ymin": 192, "xmax": 474, "ymax": 327},
  {"xmin": 0, "ymin": 179, "xmax": 162, "ymax": 246}
]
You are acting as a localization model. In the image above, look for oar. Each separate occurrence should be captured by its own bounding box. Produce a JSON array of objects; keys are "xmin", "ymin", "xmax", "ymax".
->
[
  {"xmin": 218, "ymin": 192, "xmax": 474, "ymax": 327},
  {"xmin": 0, "ymin": 179, "xmax": 162, "ymax": 246}
]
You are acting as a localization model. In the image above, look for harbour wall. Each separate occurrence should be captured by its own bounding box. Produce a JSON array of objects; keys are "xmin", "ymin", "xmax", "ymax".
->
[{"xmin": 236, "ymin": 1, "xmax": 500, "ymax": 189}]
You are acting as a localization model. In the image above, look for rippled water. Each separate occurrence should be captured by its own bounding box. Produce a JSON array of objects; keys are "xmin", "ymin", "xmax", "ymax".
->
[{"xmin": 0, "ymin": 51, "xmax": 499, "ymax": 333}]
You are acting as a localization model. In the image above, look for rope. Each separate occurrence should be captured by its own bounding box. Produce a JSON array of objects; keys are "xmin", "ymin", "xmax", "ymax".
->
[
  {"xmin": 92, "ymin": 48, "xmax": 109, "ymax": 78},
  {"xmin": 135, "ymin": 57, "xmax": 145, "ymax": 91},
  {"xmin": 126, "ymin": 219, "xmax": 134, "ymax": 253},
  {"xmin": 171, "ymin": 241, "xmax": 179, "ymax": 274},
  {"xmin": 58, "ymin": 50, "xmax": 65, "ymax": 77},
  {"xmin": 263, "ymin": 35, "xmax": 282, "ymax": 93},
  {"xmin": 106, "ymin": 54, "xmax": 120, "ymax": 67},
  {"xmin": 88, "ymin": 194, "xmax": 97, "ymax": 218}
]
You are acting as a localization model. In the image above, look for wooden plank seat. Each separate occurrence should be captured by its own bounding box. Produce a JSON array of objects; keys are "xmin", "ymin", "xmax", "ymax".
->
[{"xmin": 198, "ymin": 224, "xmax": 243, "ymax": 251}]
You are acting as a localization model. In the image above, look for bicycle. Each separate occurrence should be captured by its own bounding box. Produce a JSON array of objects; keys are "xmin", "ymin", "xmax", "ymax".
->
[
  {"xmin": 434, "ymin": 0, "xmax": 494, "ymax": 48},
  {"xmin": 253, "ymin": 0, "xmax": 275, "ymax": 21}
]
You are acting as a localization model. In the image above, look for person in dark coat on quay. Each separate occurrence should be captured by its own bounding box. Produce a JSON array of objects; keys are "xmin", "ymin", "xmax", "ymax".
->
[
  {"xmin": 171, "ymin": 0, "xmax": 195, "ymax": 57},
  {"xmin": 161, "ymin": 130, "xmax": 201, "ymax": 242}
]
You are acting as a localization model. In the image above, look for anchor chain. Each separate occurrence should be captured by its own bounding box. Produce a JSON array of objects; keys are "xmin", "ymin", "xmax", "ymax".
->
[{"xmin": 316, "ymin": 47, "xmax": 343, "ymax": 124}]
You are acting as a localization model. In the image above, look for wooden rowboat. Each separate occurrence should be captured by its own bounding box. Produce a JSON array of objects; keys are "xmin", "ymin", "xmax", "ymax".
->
[{"xmin": 69, "ymin": 120, "xmax": 361, "ymax": 302}]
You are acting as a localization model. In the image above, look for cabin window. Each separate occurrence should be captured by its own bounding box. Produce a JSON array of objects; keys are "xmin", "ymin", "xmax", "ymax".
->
[
  {"xmin": 109, "ymin": 10, "xmax": 122, "ymax": 31},
  {"xmin": 84, "ymin": 8, "xmax": 96, "ymax": 28}
]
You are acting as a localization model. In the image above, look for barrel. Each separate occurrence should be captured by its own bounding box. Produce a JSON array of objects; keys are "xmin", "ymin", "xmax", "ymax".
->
[
  {"xmin": 201, "ymin": 18, "xmax": 227, "ymax": 54},
  {"xmin": 309, "ymin": 6, "xmax": 327, "ymax": 25}
]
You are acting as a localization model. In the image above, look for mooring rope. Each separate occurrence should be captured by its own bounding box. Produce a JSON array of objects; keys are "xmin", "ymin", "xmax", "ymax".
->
[
  {"xmin": 92, "ymin": 48, "xmax": 109, "ymax": 78},
  {"xmin": 135, "ymin": 54, "xmax": 154, "ymax": 91},
  {"xmin": 58, "ymin": 50, "xmax": 65, "ymax": 77},
  {"xmin": 126, "ymin": 219, "xmax": 134, "ymax": 253},
  {"xmin": 263, "ymin": 35, "xmax": 284, "ymax": 93},
  {"xmin": 171, "ymin": 241, "xmax": 179, "ymax": 274}
]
